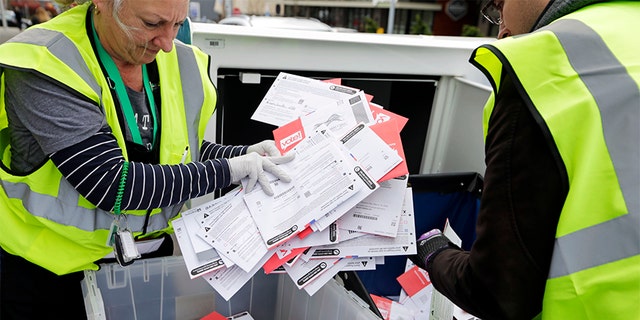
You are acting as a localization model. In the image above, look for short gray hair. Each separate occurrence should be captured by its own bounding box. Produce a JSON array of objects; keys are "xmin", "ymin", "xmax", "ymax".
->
[{"xmin": 108, "ymin": 0, "xmax": 136, "ymax": 42}]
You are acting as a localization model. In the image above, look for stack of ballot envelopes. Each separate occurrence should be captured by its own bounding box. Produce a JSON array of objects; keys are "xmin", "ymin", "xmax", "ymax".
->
[{"xmin": 172, "ymin": 72, "xmax": 417, "ymax": 300}]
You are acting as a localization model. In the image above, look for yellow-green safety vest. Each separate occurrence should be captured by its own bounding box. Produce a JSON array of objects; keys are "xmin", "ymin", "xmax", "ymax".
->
[
  {"xmin": 0, "ymin": 3, "xmax": 217, "ymax": 275},
  {"xmin": 471, "ymin": 2, "xmax": 640, "ymax": 319}
]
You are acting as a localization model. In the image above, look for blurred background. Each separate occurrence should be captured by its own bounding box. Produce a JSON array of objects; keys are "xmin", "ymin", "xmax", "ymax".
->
[
  {"xmin": 1, "ymin": 0, "xmax": 500, "ymax": 38},
  {"xmin": 192, "ymin": 0, "xmax": 498, "ymax": 36}
]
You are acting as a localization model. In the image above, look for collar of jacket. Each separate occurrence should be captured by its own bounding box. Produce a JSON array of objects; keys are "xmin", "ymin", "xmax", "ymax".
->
[{"xmin": 532, "ymin": 0, "xmax": 608, "ymax": 31}]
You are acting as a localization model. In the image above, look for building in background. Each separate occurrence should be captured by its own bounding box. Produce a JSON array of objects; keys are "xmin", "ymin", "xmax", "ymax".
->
[
  {"xmin": 191, "ymin": 0, "xmax": 492, "ymax": 36},
  {"xmin": 189, "ymin": 0, "xmax": 222, "ymax": 23},
  {"xmin": 8, "ymin": 0, "xmax": 57, "ymax": 18},
  {"xmin": 283, "ymin": 0, "xmax": 491, "ymax": 36}
]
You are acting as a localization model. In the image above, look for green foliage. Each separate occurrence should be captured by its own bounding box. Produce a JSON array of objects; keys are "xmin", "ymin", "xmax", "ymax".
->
[
  {"xmin": 461, "ymin": 24, "xmax": 484, "ymax": 37},
  {"xmin": 409, "ymin": 13, "xmax": 431, "ymax": 35},
  {"xmin": 364, "ymin": 16, "xmax": 380, "ymax": 33}
]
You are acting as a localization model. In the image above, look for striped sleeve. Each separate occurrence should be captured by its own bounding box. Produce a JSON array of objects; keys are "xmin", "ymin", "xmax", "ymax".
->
[
  {"xmin": 50, "ymin": 129, "xmax": 233, "ymax": 212},
  {"xmin": 200, "ymin": 140, "xmax": 247, "ymax": 160}
]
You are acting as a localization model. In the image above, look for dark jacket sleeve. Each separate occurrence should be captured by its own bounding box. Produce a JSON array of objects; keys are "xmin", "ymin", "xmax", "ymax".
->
[{"xmin": 426, "ymin": 74, "xmax": 567, "ymax": 320}]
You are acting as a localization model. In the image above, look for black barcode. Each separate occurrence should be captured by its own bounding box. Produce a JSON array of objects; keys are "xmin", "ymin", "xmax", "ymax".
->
[{"xmin": 353, "ymin": 214, "xmax": 377, "ymax": 221}]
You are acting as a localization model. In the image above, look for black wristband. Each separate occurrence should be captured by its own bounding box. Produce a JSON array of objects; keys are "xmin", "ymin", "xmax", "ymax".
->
[{"xmin": 412, "ymin": 233, "xmax": 457, "ymax": 270}]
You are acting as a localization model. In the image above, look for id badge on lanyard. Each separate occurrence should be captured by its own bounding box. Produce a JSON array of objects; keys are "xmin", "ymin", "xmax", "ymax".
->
[
  {"xmin": 92, "ymin": 10, "xmax": 151, "ymax": 266},
  {"xmin": 106, "ymin": 215, "xmax": 140, "ymax": 266},
  {"xmin": 105, "ymin": 161, "xmax": 141, "ymax": 266}
]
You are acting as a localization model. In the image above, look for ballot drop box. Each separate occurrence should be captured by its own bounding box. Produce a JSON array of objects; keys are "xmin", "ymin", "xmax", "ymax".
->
[{"xmin": 82, "ymin": 255, "xmax": 380, "ymax": 320}]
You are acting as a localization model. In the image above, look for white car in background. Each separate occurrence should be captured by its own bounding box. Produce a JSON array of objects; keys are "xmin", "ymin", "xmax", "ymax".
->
[
  {"xmin": 1, "ymin": 10, "xmax": 17, "ymax": 27},
  {"xmin": 218, "ymin": 14, "xmax": 357, "ymax": 32}
]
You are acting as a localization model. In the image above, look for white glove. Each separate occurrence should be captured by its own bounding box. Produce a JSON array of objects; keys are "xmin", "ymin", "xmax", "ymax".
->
[
  {"xmin": 246, "ymin": 140, "xmax": 281, "ymax": 157},
  {"xmin": 228, "ymin": 152, "xmax": 294, "ymax": 196}
]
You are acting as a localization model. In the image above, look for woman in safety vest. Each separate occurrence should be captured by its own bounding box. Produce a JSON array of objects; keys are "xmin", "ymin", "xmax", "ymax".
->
[
  {"xmin": 0, "ymin": 0, "xmax": 293, "ymax": 318},
  {"xmin": 410, "ymin": 1, "xmax": 640, "ymax": 319}
]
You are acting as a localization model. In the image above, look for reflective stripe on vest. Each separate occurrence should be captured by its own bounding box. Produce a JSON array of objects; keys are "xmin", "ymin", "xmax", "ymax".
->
[
  {"xmin": 472, "ymin": 2, "xmax": 640, "ymax": 318},
  {"xmin": 176, "ymin": 43, "xmax": 205, "ymax": 161},
  {"xmin": 8, "ymin": 29, "xmax": 102, "ymax": 99},
  {"xmin": 0, "ymin": 28, "xmax": 201, "ymax": 232},
  {"xmin": 2, "ymin": 177, "xmax": 174, "ymax": 232},
  {"xmin": 0, "ymin": 3, "xmax": 216, "ymax": 274},
  {"xmin": 542, "ymin": 19, "xmax": 640, "ymax": 279},
  {"xmin": 3, "ymin": 32, "xmax": 101, "ymax": 104}
]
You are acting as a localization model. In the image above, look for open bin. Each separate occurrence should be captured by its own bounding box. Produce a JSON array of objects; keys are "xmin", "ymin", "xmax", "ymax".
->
[
  {"xmin": 357, "ymin": 172, "xmax": 483, "ymax": 297},
  {"xmin": 82, "ymin": 255, "xmax": 380, "ymax": 320}
]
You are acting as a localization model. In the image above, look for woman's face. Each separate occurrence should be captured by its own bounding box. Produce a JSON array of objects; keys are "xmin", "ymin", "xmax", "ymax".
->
[
  {"xmin": 496, "ymin": 0, "xmax": 550, "ymax": 38},
  {"xmin": 94, "ymin": 0, "xmax": 189, "ymax": 66}
]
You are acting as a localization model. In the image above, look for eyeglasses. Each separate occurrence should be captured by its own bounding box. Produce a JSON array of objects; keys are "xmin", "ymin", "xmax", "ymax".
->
[{"xmin": 481, "ymin": 1, "xmax": 503, "ymax": 25}]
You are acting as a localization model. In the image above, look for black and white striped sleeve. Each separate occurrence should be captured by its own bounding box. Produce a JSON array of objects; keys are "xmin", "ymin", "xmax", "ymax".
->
[
  {"xmin": 199, "ymin": 140, "xmax": 247, "ymax": 161},
  {"xmin": 50, "ymin": 129, "xmax": 233, "ymax": 212}
]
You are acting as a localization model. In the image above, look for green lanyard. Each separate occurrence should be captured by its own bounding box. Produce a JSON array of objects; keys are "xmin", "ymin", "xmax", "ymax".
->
[{"xmin": 91, "ymin": 13, "xmax": 158, "ymax": 148}]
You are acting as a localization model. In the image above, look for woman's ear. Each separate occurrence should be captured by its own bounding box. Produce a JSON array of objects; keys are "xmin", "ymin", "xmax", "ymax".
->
[{"xmin": 92, "ymin": 0, "xmax": 105, "ymax": 14}]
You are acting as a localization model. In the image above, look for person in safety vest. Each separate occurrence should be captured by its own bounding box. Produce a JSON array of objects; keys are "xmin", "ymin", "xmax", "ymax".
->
[
  {"xmin": 0, "ymin": 0, "xmax": 294, "ymax": 318},
  {"xmin": 409, "ymin": 0, "xmax": 640, "ymax": 319}
]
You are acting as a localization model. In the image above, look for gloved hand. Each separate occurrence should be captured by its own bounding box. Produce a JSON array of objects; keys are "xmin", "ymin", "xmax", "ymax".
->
[
  {"xmin": 228, "ymin": 152, "xmax": 294, "ymax": 196},
  {"xmin": 246, "ymin": 140, "xmax": 281, "ymax": 157},
  {"xmin": 408, "ymin": 229, "xmax": 457, "ymax": 271}
]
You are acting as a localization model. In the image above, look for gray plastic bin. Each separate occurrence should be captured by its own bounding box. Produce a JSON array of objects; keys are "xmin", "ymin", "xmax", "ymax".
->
[{"xmin": 82, "ymin": 256, "xmax": 380, "ymax": 320}]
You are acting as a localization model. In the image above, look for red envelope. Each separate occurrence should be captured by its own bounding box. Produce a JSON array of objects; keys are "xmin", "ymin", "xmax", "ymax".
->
[
  {"xmin": 262, "ymin": 246, "xmax": 308, "ymax": 274},
  {"xmin": 370, "ymin": 105, "xmax": 409, "ymax": 132},
  {"xmin": 323, "ymin": 78, "xmax": 342, "ymax": 85},
  {"xmin": 273, "ymin": 117, "xmax": 305, "ymax": 154},
  {"xmin": 369, "ymin": 294, "xmax": 392, "ymax": 320},
  {"xmin": 370, "ymin": 119, "xmax": 409, "ymax": 182},
  {"xmin": 200, "ymin": 311, "xmax": 226, "ymax": 320},
  {"xmin": 396, "ymin": 265, "xmax": 431, "ymax": 297}
]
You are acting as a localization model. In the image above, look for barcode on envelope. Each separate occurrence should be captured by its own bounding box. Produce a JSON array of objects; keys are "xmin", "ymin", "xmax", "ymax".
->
[{"xmin": 353, "ymin": 214, "xmax": 377, "ymax": 220}]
